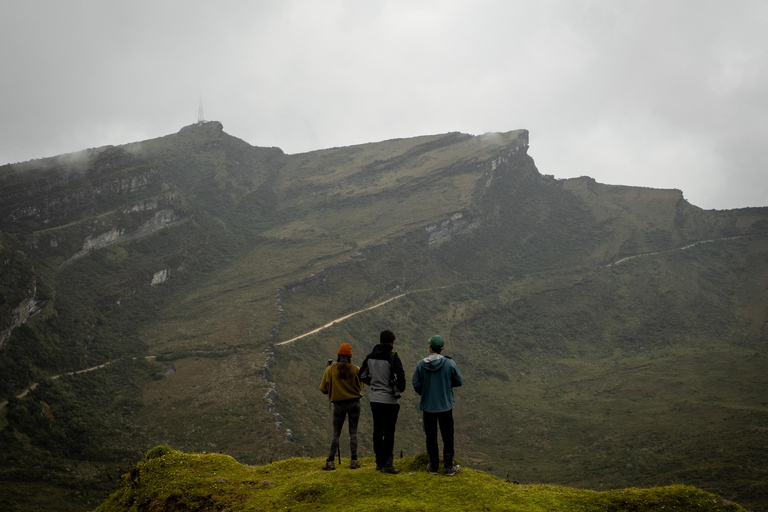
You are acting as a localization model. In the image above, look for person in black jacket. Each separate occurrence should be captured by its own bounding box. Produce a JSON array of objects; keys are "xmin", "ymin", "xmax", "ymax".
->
[{"xmin": 358, "ymin": 330, "xmax": 406, "ymax": 474}]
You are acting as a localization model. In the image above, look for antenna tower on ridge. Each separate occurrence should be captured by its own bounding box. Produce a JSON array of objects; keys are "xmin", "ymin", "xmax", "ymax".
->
[{"xmin": 198, "ymin": 96, "xmax": 205, "ymax": 125}]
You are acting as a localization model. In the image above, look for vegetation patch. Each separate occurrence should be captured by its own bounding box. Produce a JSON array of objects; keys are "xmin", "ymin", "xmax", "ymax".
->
[{"xmin": 95, "ymin": 447, "xmax": 747, "ymax": 512}]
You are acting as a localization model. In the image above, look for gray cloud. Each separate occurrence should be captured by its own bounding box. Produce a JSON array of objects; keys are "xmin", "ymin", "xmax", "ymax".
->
[{"xmin": 1, "ymin": 0, "xmax": 766, "ymax": 210}]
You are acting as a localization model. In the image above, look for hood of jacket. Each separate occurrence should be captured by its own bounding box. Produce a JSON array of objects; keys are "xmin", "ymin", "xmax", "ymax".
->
[
  {"xmin": 370, "ymin": 343, "xmax": 394, "ymax": 359},
  {"xmin": 422, "ymin": 353, "xmax": 446, "ymax": 371}
]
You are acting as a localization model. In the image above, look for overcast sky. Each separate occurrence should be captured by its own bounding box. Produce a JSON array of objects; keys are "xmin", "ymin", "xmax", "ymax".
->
[{"xmin": 2, "ymin": 1, "xmax": 766, "ymax": 210}]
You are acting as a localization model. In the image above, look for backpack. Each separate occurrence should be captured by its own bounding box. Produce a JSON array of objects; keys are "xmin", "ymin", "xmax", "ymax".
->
[{"xmin": 389, "ymin": 351, "xmax": 401, "ymax": 398}]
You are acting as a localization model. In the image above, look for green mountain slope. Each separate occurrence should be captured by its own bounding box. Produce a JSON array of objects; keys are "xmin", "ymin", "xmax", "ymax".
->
[
  {"xmin": 1, "ymin": 123, "xmax": 767, "ymax": 511},
  {"xmin": 95, "ymin": 447, "xmax": 747, "ymax": 512}
]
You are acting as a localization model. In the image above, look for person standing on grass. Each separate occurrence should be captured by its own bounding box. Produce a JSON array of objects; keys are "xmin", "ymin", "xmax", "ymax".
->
[
  {"xmin": 412, "ymin": 335, "xmax": 463, "ymax": 476},
  {"xmin": 319, "ymin": 342, "xmax": 364, "ymax": 470},
  {"xmin": 358, "ymin": 329, "xmax": 406, "ymax": 474}
]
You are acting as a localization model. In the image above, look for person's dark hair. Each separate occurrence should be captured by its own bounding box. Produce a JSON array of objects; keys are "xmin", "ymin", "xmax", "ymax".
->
[
  {"xmin": 432, "ymin": 345, "xmax": 443, "ymax": 354},
  {"xmin": 380, "ymin": 330, "xmax": 396, "ymax": 344}
]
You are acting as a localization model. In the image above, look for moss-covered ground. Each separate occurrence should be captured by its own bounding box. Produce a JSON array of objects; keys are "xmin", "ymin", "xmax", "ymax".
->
[{"xmin": 95, "ymin": 447, "xmax": 748, "ymax": 512}]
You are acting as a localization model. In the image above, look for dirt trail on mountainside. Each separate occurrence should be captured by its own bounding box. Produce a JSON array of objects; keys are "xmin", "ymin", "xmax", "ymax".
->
[
  {"xmin": 275, "ymin": 293, "xmax": 408, "ymax": 346},
  {"xmin": 608, "ymin": 235, "xmax": 752, "ymax": 266},
  {"xmin": 0, "ymin": 358, "xmax": 156, "ymax": 411},
  {"xmin": 3, "ymin": 234, "xmax": 760, "ymax": 411}
]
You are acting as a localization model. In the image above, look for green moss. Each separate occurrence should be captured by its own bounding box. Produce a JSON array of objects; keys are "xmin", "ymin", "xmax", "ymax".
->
[
  {"xmin": 94, "ymin": 448, "xmax": 747, "ymax": 512},
  {"xmin": 143, "ymin": 446, "xmax": 174, "ymax": 461}
]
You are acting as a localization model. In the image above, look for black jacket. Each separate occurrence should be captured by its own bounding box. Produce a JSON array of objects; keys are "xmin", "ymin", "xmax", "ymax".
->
[{"xmin": 359, "ymin": 343, "xmax": 406, "ymax": 404}]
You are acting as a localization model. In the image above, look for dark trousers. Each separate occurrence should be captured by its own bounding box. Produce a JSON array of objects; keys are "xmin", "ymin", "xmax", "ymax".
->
[
  {"xmin": 423, "ymin": 409, "xmax": 455, "ymax": 469},
  {"xmin": 370, "ymin": 402, "xmax": 400, "ymax": 468},
  {"xmin": 328, "ymin": 399, "xmax": 361, "ymax": 461}
]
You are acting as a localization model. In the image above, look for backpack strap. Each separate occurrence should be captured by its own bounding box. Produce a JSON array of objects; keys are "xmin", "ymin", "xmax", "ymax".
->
[{"xmin": 388, "ymin": 351, "xmax": 402, "ymax": 397}]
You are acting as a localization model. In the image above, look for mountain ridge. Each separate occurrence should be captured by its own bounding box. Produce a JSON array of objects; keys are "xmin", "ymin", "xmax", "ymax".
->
[{"xmin": 1, "ymin": 123, "xmax": 767, "ymax": 512}]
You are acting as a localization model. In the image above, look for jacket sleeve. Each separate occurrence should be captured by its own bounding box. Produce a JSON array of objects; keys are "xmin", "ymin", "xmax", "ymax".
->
[
  {"xmin": 451, "ymin": 361, "xmax": 463, "ymax": 388},
  {"xmin": 354, "ymin": 365, "xmax": 365, "ymax": 392},
  {"xmin": 393, "ymin": 353, "xmax": 406, "ymax": 393},
  {"xmin": 412, "ymin": 363, "xmax": 423, "ymax": 396},
  {"xmin": 320, "ymin": 367, "xmax": 330, "ymax": 395},
  {"xmin": 358, "ymin": 356, "xmax": 371, "ymax": 385}
]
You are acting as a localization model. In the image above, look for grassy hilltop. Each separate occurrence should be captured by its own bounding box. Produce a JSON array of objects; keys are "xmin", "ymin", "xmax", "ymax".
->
[{"xmin": 96, "ymin": 447, "xmax": 747, "ymax": 512}]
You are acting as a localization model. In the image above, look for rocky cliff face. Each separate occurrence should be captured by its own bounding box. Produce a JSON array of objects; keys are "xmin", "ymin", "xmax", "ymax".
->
[
  {"xmin": 62, "ymin": 208, "xmax": 184, "ymax": 266},
  {"xmin": 2, "ymin": 166, "xmax": 157, "ymax": 223},
  {"xmin": 0, "ymin": 282, "xmax": 43, "ymax": 349},
  {"xmin": 1, "ymin": 148, "xmax": 160, "ymax": 227}
]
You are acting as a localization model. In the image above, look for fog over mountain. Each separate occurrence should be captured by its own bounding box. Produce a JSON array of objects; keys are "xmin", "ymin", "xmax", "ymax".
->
[{"xmin": 2, "ymin": 0, "xmax": 767, "ymax": 210}]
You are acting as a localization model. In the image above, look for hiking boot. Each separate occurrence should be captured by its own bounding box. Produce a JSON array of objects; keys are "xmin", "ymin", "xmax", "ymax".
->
[
  {"xmin": 350, "ymin": 460, "xmax": 361, "ymax": 469},
  {"xmin": 426, "ymin": 464, "xmax": 438, "ymax": 475},
  {"xmin": 380, "ymin": 465, "xmax": 400, "ymax": 474},
  {"xmin": 445, "ymin": 464, "xmax": 462, "ymax": 476},
  {"xmin": 322, "ymin": 460, "xmax": 335, "ymax": 471}
]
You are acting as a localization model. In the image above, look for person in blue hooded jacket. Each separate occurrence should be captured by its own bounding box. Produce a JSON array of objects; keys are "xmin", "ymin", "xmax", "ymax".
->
[{"xmin": 412, "ymin": 335, "xmax": 463, "ymax": 476}]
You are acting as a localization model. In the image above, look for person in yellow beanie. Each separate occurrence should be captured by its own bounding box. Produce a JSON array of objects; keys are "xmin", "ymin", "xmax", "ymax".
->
[{"xmin": 319, "ymin": 342, "xmax": 364, "ymax": 470}]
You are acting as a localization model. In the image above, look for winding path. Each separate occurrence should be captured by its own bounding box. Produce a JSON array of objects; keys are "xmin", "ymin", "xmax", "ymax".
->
[
  {"xmin": 607, "ymin": 235, "xmax": 753, "ymax": 266},
  {"xmin": 4, "ymin": 233, "xmax": 761, "ymax": 411},
  {"xmin": 0, "ymin": 292, "xmax": 412, "ymax": 411},
  {"xmin": 275, "ymin": 293, "xmax": 408, "ymax": 346},
  {"xmin": 0, "ymin": 357, "xmax": 155, "ymax": 412}
]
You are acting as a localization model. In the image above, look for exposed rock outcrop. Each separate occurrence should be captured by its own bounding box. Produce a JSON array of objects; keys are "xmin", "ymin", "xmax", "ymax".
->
[
  {"xmin": 151, "ymin": 269, "xmax": 169, "ymax": 286},
  {"xmin": 2, "ymin": 167, "xmax": 159, "ymax": 225},
  {"xmin": 426, "ymin": 211, "xmax": 479, "ymax": 246},
  {"xmin": 62, "ymin": 209, "xmax": 183, "ymax": 266},
  {"xmin": 0, "ymin": 282, "xmax": 44, "ymax": 349}
]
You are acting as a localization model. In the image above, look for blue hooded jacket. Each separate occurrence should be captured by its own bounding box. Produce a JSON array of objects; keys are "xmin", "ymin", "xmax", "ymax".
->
[{"xmin": 412, "ymin": 354, "xmax": 463, "ymax": 413}]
